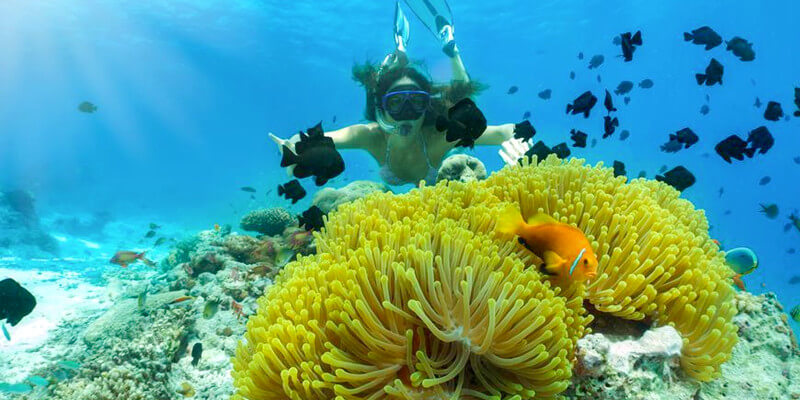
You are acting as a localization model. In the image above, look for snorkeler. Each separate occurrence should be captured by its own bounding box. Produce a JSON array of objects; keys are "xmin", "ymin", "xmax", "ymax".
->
[{"xmin": 270, "ymin": 1, "xmax": 528, "ymax": 186}]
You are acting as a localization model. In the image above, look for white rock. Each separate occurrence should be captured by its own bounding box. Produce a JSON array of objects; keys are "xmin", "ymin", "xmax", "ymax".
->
[{"xmin": 578, "ymin": 326, "xmax": 683, "ymax": 376}]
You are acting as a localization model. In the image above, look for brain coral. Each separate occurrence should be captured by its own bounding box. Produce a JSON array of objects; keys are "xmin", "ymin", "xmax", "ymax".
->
[
  {"xmin": 240, "ymin": 207, "xmax": 295, "ymax": 236},
  {"xmin": 232, "ymin": 155, "xmax": 738, "ymax": 399},
  {"xmin": 483, "ymin": 156, "xmax": 737, "ymax": 381},
  {"xmin": 232, "ymin": 183, "xmax": 583, "ymax": 399}
]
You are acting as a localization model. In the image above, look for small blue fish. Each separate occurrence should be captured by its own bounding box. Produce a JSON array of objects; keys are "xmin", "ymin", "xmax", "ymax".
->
[
  {"xmin": 0, "ymin": 383, "xmax": 33, "ymax": 393},
  {"xmin": 1, "ymin": 323, "xmax": 9, "ymax": 341},
  {"xmin": 27, "ymin": 376, "xmax": 49, "ymax": 387},
  {"xmin": 58, "ymin": 360, "xmax": 81, "ymax": 370},
  {"xmin": 724, "ymin": 247, "xmax": 758, "ymax": 276}
]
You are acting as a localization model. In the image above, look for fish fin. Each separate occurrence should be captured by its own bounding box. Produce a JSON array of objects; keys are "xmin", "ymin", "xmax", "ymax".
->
[
  {"xmin": 526, "ymin": 213, "xmax": 558, "ymax": 226},
  {"xmin": 631, "ymin": 31, "xmax": 642, "ymax": 45},
  {"xmin": 794, "ymin": 111, "xmax": 800, "ymax": 117},
  {"xmin": 542, "ymin": 251, "xmax": 566, "ymax": 275},
  {"xmin": 683, "ymin": 32, "xmax": 692, "ymax": 41},
  {"xmin": 583, "ymin": 109, "xmax": 591, "ymax": 118},
  {"xmin": 695, "ymin": 74, "xmax": 706, "ymax": 85},
  {"xmin": 280, "ymin": 147, "xmax": 300, "ymax": 167},
  {"xmin": 496, "ymin": 204, "xmax": 524, "ymax": 235}
]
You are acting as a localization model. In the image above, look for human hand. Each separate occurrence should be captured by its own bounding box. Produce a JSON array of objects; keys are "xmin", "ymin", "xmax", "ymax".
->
[{"xmin": 499, "ymin": 138, "xmax": 532, "ymax": 166}]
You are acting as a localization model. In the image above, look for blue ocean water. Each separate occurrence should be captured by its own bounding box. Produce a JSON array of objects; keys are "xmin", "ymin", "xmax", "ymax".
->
[{"xmin": 0, "ymin": 0, "xmax": 798, "ymax": 338}]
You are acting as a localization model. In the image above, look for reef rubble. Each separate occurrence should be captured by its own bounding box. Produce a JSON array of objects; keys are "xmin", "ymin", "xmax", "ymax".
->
[{"xmin": 566, "ymin": 291, "xmax": 800, "ymax": 400}]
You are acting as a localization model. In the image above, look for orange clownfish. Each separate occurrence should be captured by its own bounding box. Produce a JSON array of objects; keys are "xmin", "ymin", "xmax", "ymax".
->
[{"xmin": 496, "ymin": 205, "xmax": 599, "ymax": 282}]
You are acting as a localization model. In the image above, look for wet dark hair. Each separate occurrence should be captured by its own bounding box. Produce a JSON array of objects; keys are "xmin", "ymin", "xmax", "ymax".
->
[{"xmin": 352, "ymin": 57, "xmax": 485, "ymax": 126}]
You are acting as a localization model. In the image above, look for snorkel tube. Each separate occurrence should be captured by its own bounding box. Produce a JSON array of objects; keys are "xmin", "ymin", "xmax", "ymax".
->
[{"xmin": 376, "ymin": 108, "xmax": 414, "ymax": 137}]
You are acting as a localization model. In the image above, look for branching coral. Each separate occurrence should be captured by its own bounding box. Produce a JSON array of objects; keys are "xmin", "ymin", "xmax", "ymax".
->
[
  {"xmin": 483, "ymin": 156, "xmax": 737, "ymax": 381},
  {"xmin": 232, "ymin": 155, "xmax": 738, "ymax": 400},
  {"xmin": 232, "ymin": 184, "xmax": 579, "ymax": 399}
]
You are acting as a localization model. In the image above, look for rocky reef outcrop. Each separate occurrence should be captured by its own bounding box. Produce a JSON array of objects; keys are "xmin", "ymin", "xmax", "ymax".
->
[
  {"xmin": 311, "ymin": 180, "xmax": 388, "ymax": 213},
  {"xmin": 566, "ymin": 291, "xmax": 800, "ymax": 399},
  {"xmin": 0, "ymin": 189, "xmax": 58, "ymax": 257},
  {"xmin": 436, "ymin": 154, "xmax": 487, "ymax": 183}
]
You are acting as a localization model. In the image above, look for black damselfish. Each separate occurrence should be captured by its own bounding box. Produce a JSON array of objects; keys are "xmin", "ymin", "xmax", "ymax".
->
[
  {"xmin": 298, "ymin": 205, "xmax": 326, "ymax": 231},
  {"xmin": 613, "ymin": 160, "xmax": 627, "ymax": 177},
  {"xmin": 277, "ymin": 179, "xmax": 306, "ymax": 204},
  {"xmin": 615, "ymin": 81, "xmax": 633, "ymax": 95},
  {"xmin": 513, "ymin": 120, "xmax": 536, "ymax": 141},
  {"xmin": 794, "ymin": 88, "xmax": 800, "ymax": 117},
  {"xmin": 566, "ymin": 91, "xmax": 598, "ymax": 118},
  {"xmin": 523, "ymin": 141, "xmax": 570, "ymax": 163},
  {"xmin": 603, "ymin": 116, "xmax": 619, "ymax": 138},
  {"xmin": 570, "ymin": 129, "xmax": 588, "ymax": 148},
  {"xmin": 0, "ymin": 278, "xmax": 36, "ymax": 327},
  {"xmin": 619, "ymin": 30, "xmax": 642, "ymax": 62},
  {"xmin": 435, "ymin": 98, "xmax": 487, "ymax": 148},
  {"xmin": 604, "ymin": 90, "xmax": 616, "ymax": 113},
  {"xmin": 280, "ymin": 122, "xmax": 344, "ymax": 186},
  {"xmin": 715, "ymin": 135, "xmax": 751, "ymax": 163},
  {"xmin": 714, "ymin": 126, "xmax": 773, "ymax": 163},
  {"xmin": 656, "ymin": 166, "xmax": 696, "ymax": 191},
  {"xmin": 696, "ymin": 58, "xmax": 723, "ymax": 86},
  {"xmin": 673, "ymin": 128, "xmax": 699, "ymax": 148},
  {"xmin": 726, "ymin": 37, "xmax": 755, "ymax": 61},
  {"xmin": 191, "ymin": 343, "xmax": 203, "ymax": 367},
  {"xmin": 764, "ymin": 101, "xmax": 784, "ymax": 121},
  {"xmin": 683, "ymin": 26, "xmax": 722, "ymax": 50}
]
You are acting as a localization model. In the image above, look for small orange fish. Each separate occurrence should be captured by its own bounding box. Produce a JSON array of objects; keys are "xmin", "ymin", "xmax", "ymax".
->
[
  {"xmin": 231, "ymin": 300, "xmax": 245, "ymax": 320},
  {"xmin": 496, "ymin": 205, "xmax": 598, "ymax": 282},
  {"xmin": 732, "ymin": 274, "xmax": 746, "ymax": 291},
  {"xmin": 170, "ymin": 296, "xmax": 195, "ymax": 304},
  {"xmin": 110, "ymin": 251, "xmax": 155, "ymax": 268},
  {"xmin": 214, "ymin": 224, "xmax": 220, "ymax": 231}
]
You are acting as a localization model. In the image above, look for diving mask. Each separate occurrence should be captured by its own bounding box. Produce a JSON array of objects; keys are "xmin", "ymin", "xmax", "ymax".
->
[{"xmin": 381, "ymin": 89, "xmax": 431, "ymax": 121}]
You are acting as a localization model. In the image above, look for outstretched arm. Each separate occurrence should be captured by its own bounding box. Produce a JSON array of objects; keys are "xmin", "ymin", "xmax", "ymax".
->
[
  {"xmin": 450, "ymin": 52, "xmax": 470, "ymax": 83},
  {"xmin": 475, "ymin": 124, "xmax": 515, "ymax": 145},
  {"xmin": 268, "ymin": 123, "xmax": 378, "ymax": 176},
  {"xmin": 270, "ymin": 123, "xmax": 376, "ymax": 152}
]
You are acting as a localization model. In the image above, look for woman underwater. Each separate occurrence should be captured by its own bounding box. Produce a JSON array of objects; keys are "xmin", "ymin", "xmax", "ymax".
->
[{"xmin": 270, "ymin": 1, "xmax": 531, "ymax": 186}]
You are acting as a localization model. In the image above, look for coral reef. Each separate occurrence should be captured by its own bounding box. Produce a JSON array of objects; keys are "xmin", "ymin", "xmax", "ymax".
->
[
  {"xmin": 8, "ymin": 223, "xmax": 317, "ymax": 400},
  {"xmin": 0, "ymin": 189, "xmax": 59, "ymax": 256},
  {"xmin": 239, "ymin": 207, "xmax": 294, "ymax": 236},
  {"xmin": 436, "ymin": 154, "xmax": 487, "ymax": 183},
  {"xmin": 311, "ymin": 180, "xmax": 389, "ymax": 213},
  {"xmin": 566, "ymin": 291, "xmax": 800, "ymax": 400}
]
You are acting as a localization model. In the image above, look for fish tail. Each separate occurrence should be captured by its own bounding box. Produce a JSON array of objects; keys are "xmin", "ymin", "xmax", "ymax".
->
[
  {"xmin": 137, "ymin": 251, "xmax": 155, "ymax": 267},
  {"xmin": 695, "ymin": 74, "xmax": 706, "ymax": 85},
  {"xmin": 632, "ymin": 31, "xmax": 642, "ymax": 45},
  {"xmin": 496, "ymin": 204, "xmax": 524, "ymax": 236},
  {"xmin": 565, "ymin": 104, "xmax": 573, "ymax": 114},
  {"xmin": 683, "ymin": 32, "xmax": 692, "ymax": 41}
]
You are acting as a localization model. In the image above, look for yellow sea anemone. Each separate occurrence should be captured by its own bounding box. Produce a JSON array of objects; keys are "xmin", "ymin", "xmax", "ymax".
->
[
  {"xmin": 482, "ymin": 156, "xmax": 737, "ymax": 381},
  {"xmin": 232, "ymin": 183, "xmax": 581, "ymax": 399}
]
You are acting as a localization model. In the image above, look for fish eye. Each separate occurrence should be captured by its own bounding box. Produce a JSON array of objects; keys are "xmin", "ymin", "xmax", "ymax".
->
[{"xmin": 584, "ymin": 259, "xmax": 588, "ymax": 265}]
